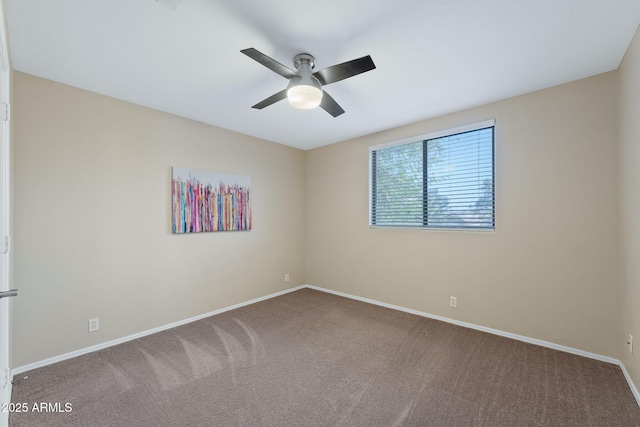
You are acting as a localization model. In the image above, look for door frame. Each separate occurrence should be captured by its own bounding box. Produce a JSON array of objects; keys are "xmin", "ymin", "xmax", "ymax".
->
[{"xmin": 0, "ymin": 0, "xmax": 11, "ymax": 425}]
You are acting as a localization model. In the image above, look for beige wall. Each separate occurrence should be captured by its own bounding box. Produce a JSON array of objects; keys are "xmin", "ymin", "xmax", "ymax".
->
[
  {"xmin": 12, "ymin": 72, "xmax": 306, "ymax": 367},
  {"xmin": 619, "ymin": 25, "xmax": 640, "ymax": 388},
  {"xmin": 306, "ymin": 72, "xmax": 620, "ymax": 357}
]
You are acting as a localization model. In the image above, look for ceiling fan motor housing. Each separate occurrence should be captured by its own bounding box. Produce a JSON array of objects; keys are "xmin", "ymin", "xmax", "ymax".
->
[{"xmin": 289, "ymin": 53, "xmax": 322, "ymax": 92}]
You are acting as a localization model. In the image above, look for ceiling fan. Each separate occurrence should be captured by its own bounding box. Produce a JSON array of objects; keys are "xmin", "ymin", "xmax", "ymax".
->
[{"xmin": 241, "ymin": 48, "xmax": 376, "ymax": 117}]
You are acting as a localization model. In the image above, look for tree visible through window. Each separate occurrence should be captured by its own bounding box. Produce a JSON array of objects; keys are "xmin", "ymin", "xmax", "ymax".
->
[{"xmin": 370, "ymin": 122, "xmax": 495, "ymax": 230}]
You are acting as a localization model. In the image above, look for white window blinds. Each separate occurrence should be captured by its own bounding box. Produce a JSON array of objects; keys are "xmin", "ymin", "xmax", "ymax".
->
[{"xmin": 370, "ymin": 122, "xmax": 495, "ymax": 230}]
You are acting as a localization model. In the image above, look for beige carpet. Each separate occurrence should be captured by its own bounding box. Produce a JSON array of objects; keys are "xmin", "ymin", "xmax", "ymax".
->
[{"xmin": 9, "ymin": 288, "xmax": 640, "ymax": 426}]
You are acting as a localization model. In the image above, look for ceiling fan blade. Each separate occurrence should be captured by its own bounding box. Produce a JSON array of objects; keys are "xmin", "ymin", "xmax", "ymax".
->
[
  {"xmin": 251, "ymin": 89, "xmax": 288, "ymax": 109},
  {"xmin": 241, "ymin": 48, "xmax": 299, "ymax": 80},
  {"xmin": 313, "ymin": 55, "xmax": 376, "ymax": 86},
  {"xmin": 319, "ymin": 91, "xmax": 345, "ymax": 117}
]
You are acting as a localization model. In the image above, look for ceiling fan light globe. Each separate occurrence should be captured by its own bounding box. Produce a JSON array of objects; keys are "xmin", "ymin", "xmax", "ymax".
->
[{"xmin": 287, "ymin": 85, "xmax": 323, "ymax": 109}]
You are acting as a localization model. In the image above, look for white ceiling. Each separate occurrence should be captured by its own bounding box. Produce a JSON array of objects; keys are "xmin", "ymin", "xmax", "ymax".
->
[{"xmin": 5, "ymin": 0, "xmax": 640, "ymax": 150}]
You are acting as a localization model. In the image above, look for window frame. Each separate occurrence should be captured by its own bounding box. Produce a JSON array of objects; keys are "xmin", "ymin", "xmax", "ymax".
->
[{"xmin": 369, "ymin": 119, "xmax": 496, "ymax": 231}]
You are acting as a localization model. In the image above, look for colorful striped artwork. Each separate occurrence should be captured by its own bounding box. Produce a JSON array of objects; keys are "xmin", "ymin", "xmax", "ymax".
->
[{"xmin": 172, "ymin": 167, "xmax": 252, "ymax": 233}]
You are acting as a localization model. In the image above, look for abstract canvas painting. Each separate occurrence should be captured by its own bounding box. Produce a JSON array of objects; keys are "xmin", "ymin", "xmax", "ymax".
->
[{"xmin": 172, "ymin": 167, "xmax": 252, "ymax": 233}]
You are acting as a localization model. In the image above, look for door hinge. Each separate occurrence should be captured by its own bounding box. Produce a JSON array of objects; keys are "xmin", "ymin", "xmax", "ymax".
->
[
  {"xmin": 1, "ymin": 103, "xmax": 9, "ymax": 121},
  {"xmin": 2, "ymin": 236, "xmax": 9, "ymax": 254}
]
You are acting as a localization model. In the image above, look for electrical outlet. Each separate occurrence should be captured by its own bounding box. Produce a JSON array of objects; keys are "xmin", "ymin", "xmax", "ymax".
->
[
  {"xmin": 449, "ymin": 296, "xmax": 457, "ymax": 308},
  {"xmin": 629, "ymin": 334, "xmax": 633, "ymax": 354},
  {"xmin": 88, "ymin": 318, "xmax": 99, "ymax": 333},
  {"xmin": 285, "ymin": 273, "xmax": 290, "ymax": 282}
]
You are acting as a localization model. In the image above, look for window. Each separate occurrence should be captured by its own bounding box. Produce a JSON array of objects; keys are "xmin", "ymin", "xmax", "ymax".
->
[{"xmin": 370, "ymin": 120, "xmax": 495, "ymax": 230}]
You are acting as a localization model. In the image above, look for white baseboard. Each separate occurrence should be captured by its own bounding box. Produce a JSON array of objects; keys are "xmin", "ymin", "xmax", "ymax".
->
[
  {"xmin": 619, "ymin": 361, "xmax": 640, "ymax": 407},
  {"xmin": 305, "ymin": 285, "xmax": 618, "ymax": 363},
  {"xmin": 11, "ymin": 283, "xmax": 640, "ymax": 408},
  {"xmin": 305, "ymin": 284, "xmax": 640, "ymax": 407},
  {"xmin": 12, "ymin": 285, "xmax": 306, "ymax": 377}
]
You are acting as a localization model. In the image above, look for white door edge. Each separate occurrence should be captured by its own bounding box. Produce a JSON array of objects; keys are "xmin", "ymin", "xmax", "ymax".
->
[{"xmin": 0, "ymin": 1, "xmax": 11, "ymax": 426}]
